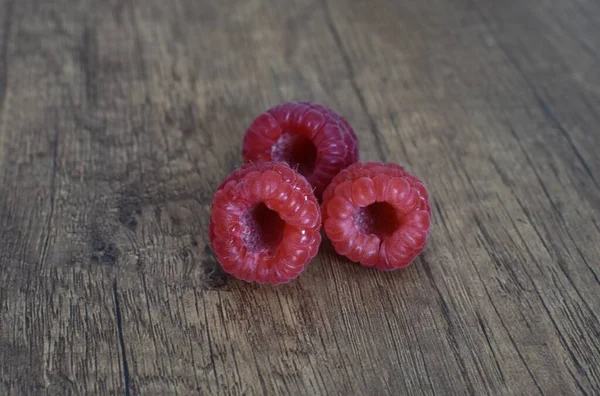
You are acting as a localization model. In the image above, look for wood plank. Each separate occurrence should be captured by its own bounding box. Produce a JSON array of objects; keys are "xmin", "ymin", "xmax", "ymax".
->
[
  {"xmin": 0, "ymin": 1, "xmax": 129, "ymax": 393},
  {"xmin": 324, "ymin": 0, "xmax": 600, "ymax": 394}
]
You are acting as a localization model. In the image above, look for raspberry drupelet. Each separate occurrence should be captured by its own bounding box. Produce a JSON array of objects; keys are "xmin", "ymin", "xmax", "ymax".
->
[
  {"xmin": 242, "ymin": 102, "xmax": 359, "ymax": 199},
  {"xmin": 321, "ymin": 162, "xmax": 431, "ymax": 270},
  {"xmin": 209, "ymin": 162, "xmax": 322, "ymax": 284}
]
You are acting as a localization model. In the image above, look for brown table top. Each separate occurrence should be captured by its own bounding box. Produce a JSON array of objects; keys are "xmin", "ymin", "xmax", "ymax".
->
[{"xmin": 1, "ymin": 0, "xmax": 599, "ymax": 394}]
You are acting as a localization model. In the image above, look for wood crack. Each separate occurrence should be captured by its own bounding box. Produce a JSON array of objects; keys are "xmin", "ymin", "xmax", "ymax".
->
[
  {"xmin": 475, "ymin": 313, "xmax": 506, "ymax": 384},
  {"xmin": 492, "ymin": 202, "xmax": 599, "ymax": 393},
  {"xmin": 321, "ymin": 0, "xmax": 387, "ymax": 161},
  {"xmin": 506, "ymin": 124, "xmax": 600, "ymax": 292},
  {"xmin": 532, "ymin": 93, "xmax": 599, "ymax": 190},
  {"xmin": 0, "ymin": 0, "xmax": 15, "ymax": 114},
  {"xmin": 39, "ymin": 109, "xmax": 60, "ymax": 271},
  {"xmin": 467, "ymin": 0, "xmax": 599, "ymax": 191},
  {"xmin": 420, "ymin": 256, "xmax": 477, "ymax": 396},
  {"xmin": 80, "ymin": 25, "xmax": 98, "ymax": 106},
  {"xmin": 469, "ymin": 258, "xmax": 546, "ymax": 396},
  {"xmin": 113, "ymin": 280, "xmax": 132, "ymax": 396}
]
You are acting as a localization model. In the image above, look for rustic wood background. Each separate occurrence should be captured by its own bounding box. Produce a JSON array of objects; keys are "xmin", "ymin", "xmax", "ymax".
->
[{"xmin": 1, "ymin": 0, "xmax": 599, "ymax": 394}]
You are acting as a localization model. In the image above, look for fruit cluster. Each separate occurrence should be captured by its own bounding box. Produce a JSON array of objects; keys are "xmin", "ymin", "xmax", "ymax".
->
[{"xmin": 209, "ymin": 102, "xmax": 431, "ymax": 284}]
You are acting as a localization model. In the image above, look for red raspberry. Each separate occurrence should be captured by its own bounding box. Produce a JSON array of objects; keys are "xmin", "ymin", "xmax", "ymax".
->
[
  {"xmin": 209, "ymin": 162, "xmax": 322, "ymax": 284},
  {"xmin": 242, "ymin": 102, "xmax": 359, "ymax": 199},
  {"xmin": 321, "ymin": 162, "xmax": 431, "ymax": 270}
]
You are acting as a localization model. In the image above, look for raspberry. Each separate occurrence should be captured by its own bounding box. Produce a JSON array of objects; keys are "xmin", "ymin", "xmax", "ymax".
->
[
  {"xmin": 209, "ymin": 162, "xmax": 322, "ymax": 284},
  {"xmin": 321, "ymin": 162, "xmax": 431, "ymax": 270},
  {"xmin": 242, "ymin": 102, "xmax": 359, "ymax": 199}
]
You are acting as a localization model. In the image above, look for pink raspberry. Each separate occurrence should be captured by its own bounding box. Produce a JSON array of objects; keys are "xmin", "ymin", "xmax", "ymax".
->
[
  {"xmin": 321, "ymin": 162, "xmax": 431, "ymax": 270},
  {"xmin": 242, "ymin": 102, "xmax": 359, "ymax": 199},
  {"xmin": 209, "ymin": 162, "xmax": 322, "ymax": 284}
]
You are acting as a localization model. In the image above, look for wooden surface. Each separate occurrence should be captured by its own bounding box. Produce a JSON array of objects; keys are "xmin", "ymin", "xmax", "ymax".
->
[{"xmin": 0, "ymin": 0, "xmax": 599, "ymax": 394}]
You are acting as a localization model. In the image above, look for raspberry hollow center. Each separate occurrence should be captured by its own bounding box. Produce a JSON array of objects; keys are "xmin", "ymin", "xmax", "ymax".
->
[
  {"xmin": 354, "ymin": 202, "xmax": 400, "ymax": 239},
  {"xmin": 271, "ymin": 133, "xmax": 317, "ymax": 178},
  {"xmin": 244, "ymin": 203, "xmax": 286, "ymax": 253}
]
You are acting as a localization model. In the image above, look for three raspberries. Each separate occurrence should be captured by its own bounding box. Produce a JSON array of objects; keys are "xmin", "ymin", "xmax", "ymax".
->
[{"xmin": 209, "ymin": 102, "xmax": 431, "ymax": 284}]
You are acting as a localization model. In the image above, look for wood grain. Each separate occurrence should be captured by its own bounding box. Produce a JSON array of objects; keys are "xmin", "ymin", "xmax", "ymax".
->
[{"xmin": 0, "ymin": 0, "xmax": 598, "ymax": 394}]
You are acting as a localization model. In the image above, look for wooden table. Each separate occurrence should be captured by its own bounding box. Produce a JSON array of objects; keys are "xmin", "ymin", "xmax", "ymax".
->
[{"xmin": 1, "ymin": 0, "xmax": 599, "ymax": 394}]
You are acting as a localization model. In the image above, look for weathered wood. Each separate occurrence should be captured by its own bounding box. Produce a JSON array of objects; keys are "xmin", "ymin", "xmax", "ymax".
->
[{"xmin": 0, "ymin": 0, "xmax": 598, "ymax": 395}]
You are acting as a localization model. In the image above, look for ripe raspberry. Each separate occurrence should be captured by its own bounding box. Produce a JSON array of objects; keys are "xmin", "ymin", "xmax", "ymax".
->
[
  {"xmin": 242, "ymin": 102, "xmax": 359, "ymax": 199},
  {"xmin": 209, "ymin": 162, "xmax": 322, "ymax": 284},
  {"xmin": 321, "ymin": 162, "xmax": 431, "ymax": 270}
]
